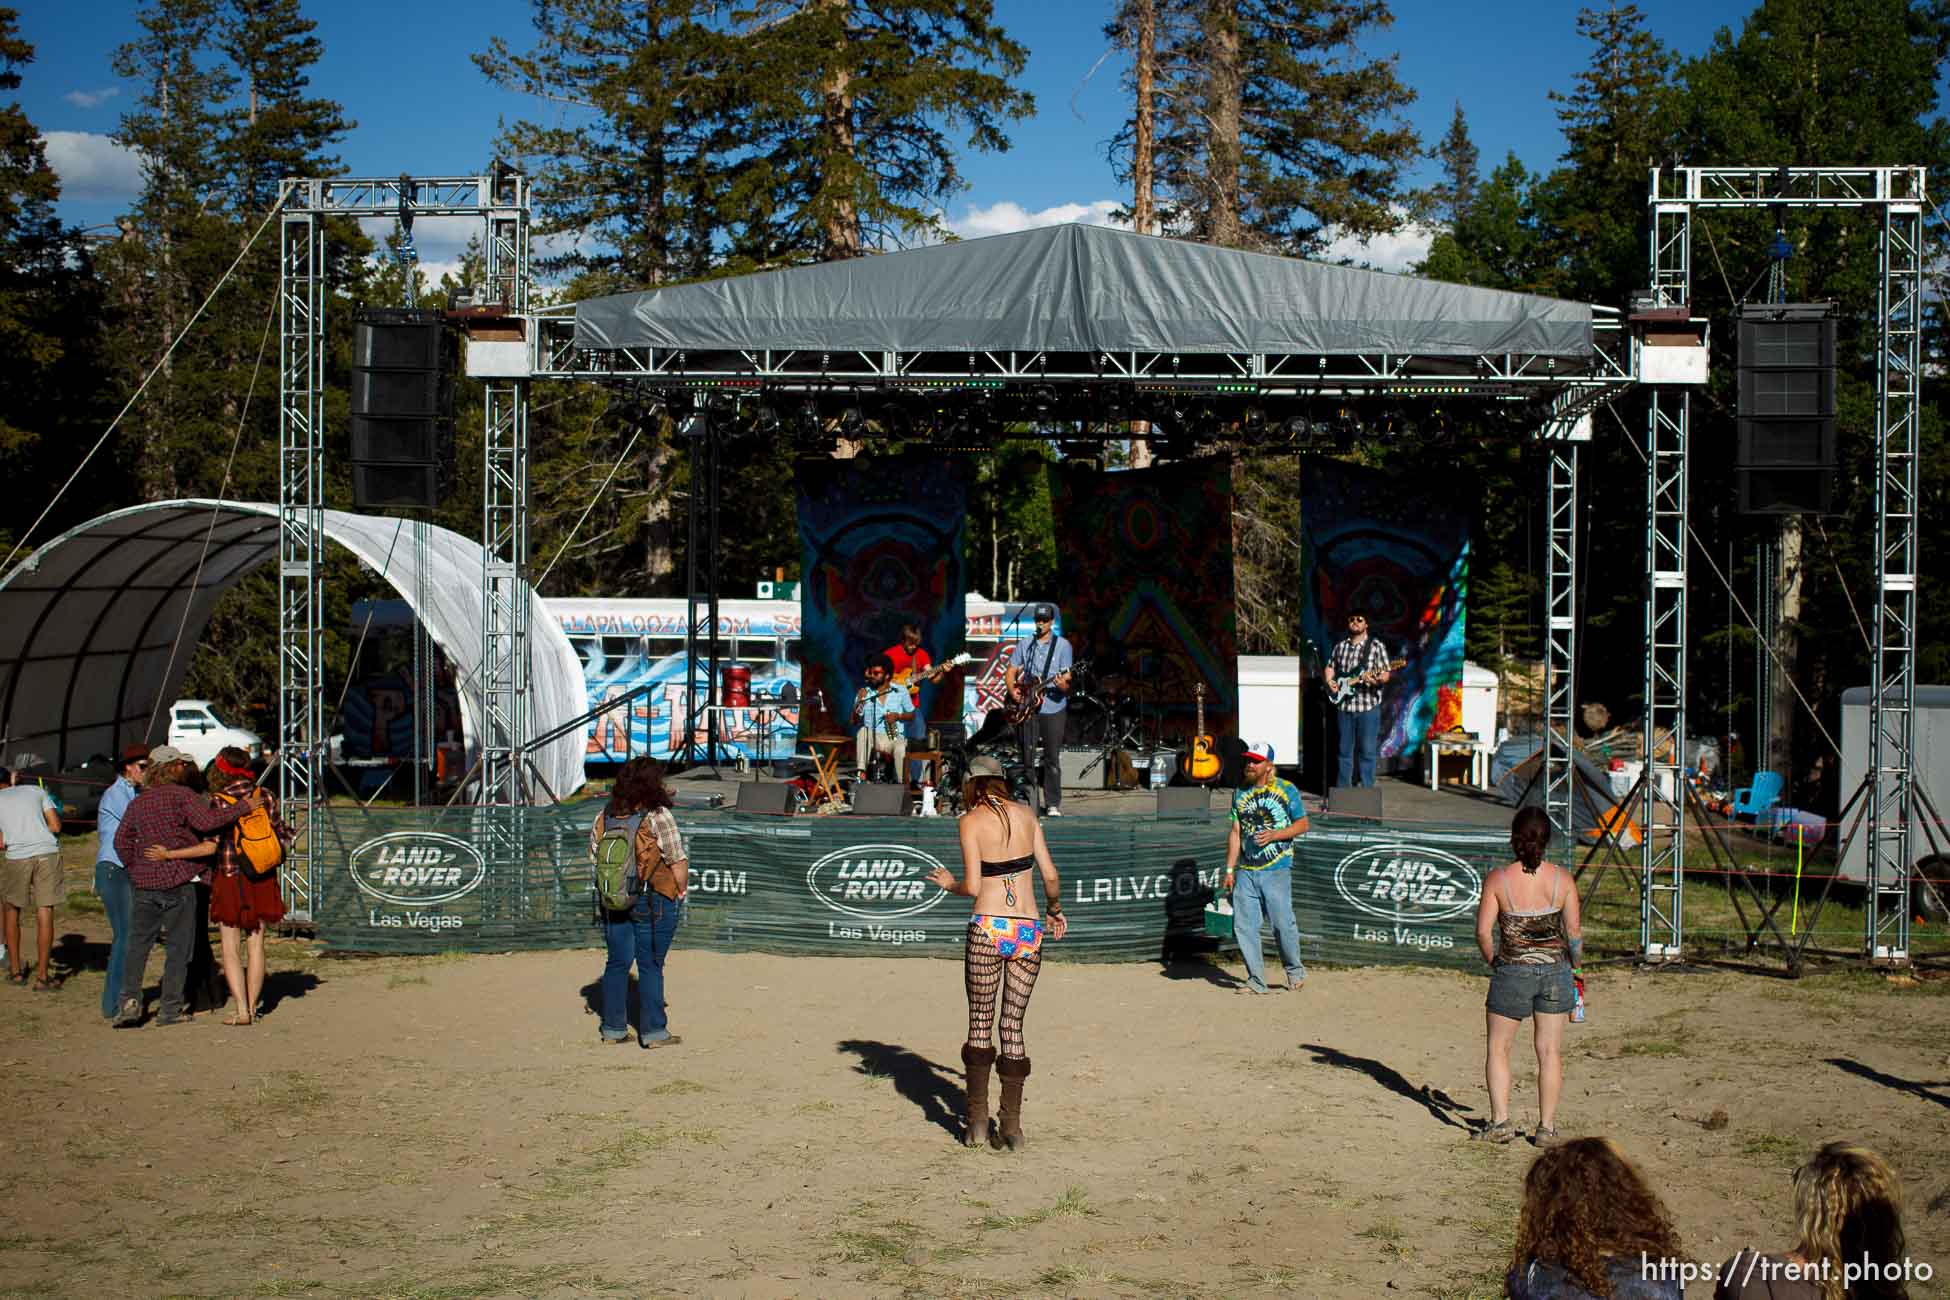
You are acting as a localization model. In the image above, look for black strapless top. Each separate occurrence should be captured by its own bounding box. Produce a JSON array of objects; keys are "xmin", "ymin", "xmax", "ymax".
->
[{"xmin": 981, "ymin": 854, "xmax": 1034, "ymax": 878}]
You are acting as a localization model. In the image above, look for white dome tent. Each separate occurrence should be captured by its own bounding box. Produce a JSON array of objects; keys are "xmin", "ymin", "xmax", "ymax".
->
[{"xmin": 0, "ymin": 500, "xmax": 586, "ymax": 803}]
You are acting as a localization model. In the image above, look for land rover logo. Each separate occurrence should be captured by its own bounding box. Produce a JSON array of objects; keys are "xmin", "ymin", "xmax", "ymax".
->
[
  {"xmin": 349, "ymin": 832, "xmax": 487, "ymax": 907},
  {"xmin": 806, "ymin": 843, "xmax": 950, "ymax": 920},
  {"xmin": 1334, "ymin": 844, "xmax": 1481, "ymax": 923}
]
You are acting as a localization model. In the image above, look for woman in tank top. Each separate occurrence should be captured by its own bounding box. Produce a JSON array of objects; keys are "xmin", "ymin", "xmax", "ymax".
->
[
  {"xmin": 926, "ymin": 755, "xmax": 1066, "ymax": 1151},
  {"xmin": 1472, "ymin": 805, "xmax": 1583, "ymax": 1146}
]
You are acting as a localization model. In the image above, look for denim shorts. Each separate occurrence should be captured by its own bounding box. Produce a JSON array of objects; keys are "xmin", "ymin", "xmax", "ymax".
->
[{"xmin": 1487, "ymin": 961, "xmax": 1575, "ymax": 1020}]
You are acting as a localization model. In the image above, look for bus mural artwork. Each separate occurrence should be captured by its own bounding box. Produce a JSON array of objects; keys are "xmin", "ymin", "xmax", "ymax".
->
[{"xmin": 550, "ymin": 596, "xmax": 1053, "ymax": 767}]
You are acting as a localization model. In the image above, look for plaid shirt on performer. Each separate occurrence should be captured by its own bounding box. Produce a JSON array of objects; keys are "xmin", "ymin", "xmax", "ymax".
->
[
  {"xmin": 115, "ymin": 783, "xmax": 254, "ymax": 890},
  {"xmin": 211, "ymin": 778, "xmax": 292, "ymax": 877},
  {"xmin": 1328, "ymin": 636, "xmax": 1393, "ymax": 714}
]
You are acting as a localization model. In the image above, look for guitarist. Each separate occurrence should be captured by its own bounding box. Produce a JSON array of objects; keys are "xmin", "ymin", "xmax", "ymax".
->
[
  {"xmin": 1004, "ymin": 604, "xmax": 1074, "ymax": 817},
  {"xmin": 884, "ymin": 620, "xmax": 939, "ymax": 785},
  {"xmin": 1323, "ymin": 612, "xmax": 1393, "ymax": 789}
]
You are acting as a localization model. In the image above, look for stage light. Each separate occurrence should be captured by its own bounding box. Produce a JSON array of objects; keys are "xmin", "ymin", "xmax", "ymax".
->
[
  {"xmin": 1284, "ymin": 416, "xmax": 1315, "ymax": 446},
  {"xmin": 836, "ymin": 405, "xmax": 866, "ymax": 437},
  {"xmin": 746, "ymin": 403, "xmax": 781, "ymax": 436}
]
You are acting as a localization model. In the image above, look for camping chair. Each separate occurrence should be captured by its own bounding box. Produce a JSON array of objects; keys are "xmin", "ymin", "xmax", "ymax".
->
[{"xmin": 1730, "ymin": 771, "xmax": 1785, "ymax": 828}]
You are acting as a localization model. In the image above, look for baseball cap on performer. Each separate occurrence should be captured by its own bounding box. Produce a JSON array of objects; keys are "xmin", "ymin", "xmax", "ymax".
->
[
  {"xmin": 1243, "ymin": 740, "xmax": 1277, "ymax": 765},
  {"xmin": 1032, "ymin": 603, "xmax": 1057, "ymax": 622}
]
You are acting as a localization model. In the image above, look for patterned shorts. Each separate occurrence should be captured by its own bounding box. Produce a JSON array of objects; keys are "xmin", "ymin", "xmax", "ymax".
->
[{"xmin": 972, "ymin": 915, "xmax": 1044, "ymax": 961}]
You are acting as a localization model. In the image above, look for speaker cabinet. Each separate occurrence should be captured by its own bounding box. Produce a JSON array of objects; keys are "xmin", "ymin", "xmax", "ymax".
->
[
  {"xmin": 849, "ymin": 783, "xmax": 908, "ymax": 816},
  {"xmin": 351, "ymin": 308, "xmax": 456, "ymax": 510},
  {"xmin": 1327, "ymin": 785, "xmax": 1383, "ymax": 819},
  {"xmin": 734, "ymin": 781, "xmax": 794, "ymax": 815},
  {"xmin": 1155, "ymin": 787, "xmax": 1213, "ymax": 820},
  {"xmin": 1734, "ymin": 304, "xmax": 1838, "ymax": 516}
]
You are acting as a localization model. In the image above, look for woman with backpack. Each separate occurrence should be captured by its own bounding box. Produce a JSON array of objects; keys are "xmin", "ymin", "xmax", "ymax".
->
[
  {"xmin": 141, "ymin": 747, "xmax": 288, "ymax": 1026},
  {"xmin": 588, "ymin": 758, "xmax": 688, "ymax": 1049}
]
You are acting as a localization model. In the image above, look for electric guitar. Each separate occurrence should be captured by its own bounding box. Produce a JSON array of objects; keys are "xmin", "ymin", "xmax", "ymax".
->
[
  {"xmin": 1326, "ymin": 656, "xmax": 1407, "ymax": 707},
  {"xmin": 1000, "ymin": 658, "xmax": 1088, "ymax": 727},
  {"xmin": 890, "ymin": 651, "xmax": 975, "ymax": 699},
  {"xmin": 1180, "ymin": 683, "xmax": 1220, "ymax": 783}
]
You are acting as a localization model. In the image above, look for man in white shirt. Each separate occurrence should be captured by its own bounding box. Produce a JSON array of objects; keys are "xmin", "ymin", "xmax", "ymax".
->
[{"xmin": 0, "ymin": 765, "xmax": 65, "ymax": 990}]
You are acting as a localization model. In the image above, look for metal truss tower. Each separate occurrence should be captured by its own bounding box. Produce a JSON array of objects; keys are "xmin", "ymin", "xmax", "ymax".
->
[
  {"xmin": 1644, "ymin": 167, "xmax": 1926, "ymax": 965},
  {"xmin": 275, "ymin": 174, "xmax": 533, "ymax": 919}
]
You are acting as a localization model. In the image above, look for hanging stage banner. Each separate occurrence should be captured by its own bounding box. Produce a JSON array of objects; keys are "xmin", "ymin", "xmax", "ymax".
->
[
  {"xmin": 1301, "ymin": 459, "xmax": 1469, "ymax": 758},
  {"xmin": 795, "ymin": 456, "xmax": 971, "ymax": 737},
  {"xmin": 313, "ymin": 802, "xmax": 1508, "ymax": 971}
]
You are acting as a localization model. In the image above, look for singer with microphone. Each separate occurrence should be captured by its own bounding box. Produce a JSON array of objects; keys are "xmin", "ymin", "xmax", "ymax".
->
[{"xmin": 851, "ymin": 654, "xmax": 914, "ymax": 785}]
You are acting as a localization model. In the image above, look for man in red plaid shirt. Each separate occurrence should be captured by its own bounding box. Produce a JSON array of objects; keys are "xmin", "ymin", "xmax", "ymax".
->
[{"xmin": 111, "ymin": 746, "xmax": 264, "ymax": 1027}]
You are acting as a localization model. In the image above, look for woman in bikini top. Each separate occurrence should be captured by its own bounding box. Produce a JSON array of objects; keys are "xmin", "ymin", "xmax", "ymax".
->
[{"xmin": 925, "ymin": 756, "xmax": 1067, "ymax": 1150}]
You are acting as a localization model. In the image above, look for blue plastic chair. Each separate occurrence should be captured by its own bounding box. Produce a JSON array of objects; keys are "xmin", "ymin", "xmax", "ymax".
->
[{"xmin": 1730, "ymin": 770, "xmax": 1785, "ymax": 826}]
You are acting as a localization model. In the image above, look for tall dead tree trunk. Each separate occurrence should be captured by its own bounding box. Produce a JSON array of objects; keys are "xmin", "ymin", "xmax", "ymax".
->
[
  {"xmin": 818, "ymin": 0, "xmax": 862, "ymax": 260},
  {"xmin": 1203, "ymin": 1, "xmax": 1243, "ymax": 249},
  {"xmin": 1132, "ymin": 0, "xmax": 1156, "ymax": 237}
]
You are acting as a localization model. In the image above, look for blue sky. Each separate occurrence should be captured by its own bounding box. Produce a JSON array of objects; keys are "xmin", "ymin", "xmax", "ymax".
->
[{"xmin": 19, "ymin": 0, "xmax": 1761, "ymax": 274}]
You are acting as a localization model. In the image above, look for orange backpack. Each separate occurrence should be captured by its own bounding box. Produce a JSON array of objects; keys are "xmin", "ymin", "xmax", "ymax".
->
[{"xmin": 216, "ymin": 789, "xmax": 284, "ymax": 879}]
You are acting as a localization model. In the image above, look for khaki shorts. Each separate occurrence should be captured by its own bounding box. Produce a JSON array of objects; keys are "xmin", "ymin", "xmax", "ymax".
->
[{"xmin": 1, "ymin": 853, "xmax": 64, "ymax": 911}]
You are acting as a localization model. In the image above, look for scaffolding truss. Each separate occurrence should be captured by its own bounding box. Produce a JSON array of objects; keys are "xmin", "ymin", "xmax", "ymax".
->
[
  {"xmin": 1642, "ymin": 166, "xmax": 1926, "ymax": 966},
  {"xmin": 275, "ymin": 173, "xmax": 532, "ymax": 921}
]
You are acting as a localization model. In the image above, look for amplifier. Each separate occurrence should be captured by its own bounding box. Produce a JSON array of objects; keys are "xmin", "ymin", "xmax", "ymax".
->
[{"xmin": 1058, "ymin": 745, "xmax": 1110, "ymax": 789}]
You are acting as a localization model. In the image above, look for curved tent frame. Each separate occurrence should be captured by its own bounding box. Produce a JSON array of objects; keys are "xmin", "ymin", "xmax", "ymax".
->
[{"xmin": 0, "ymin": 501, "xmax": 585, "ymax": 803}]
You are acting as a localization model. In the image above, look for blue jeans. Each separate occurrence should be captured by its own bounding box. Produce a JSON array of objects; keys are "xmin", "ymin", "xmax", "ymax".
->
[
  {"xmin": 94, "ymin": 861, "xmax": 133, "ymax": 1019},
  {"xmin": 1336, "ymin": 706, "xmax": 1381, "ymax": 788},
  {"xmin": 601, "ymin": 892, "xmax": 680, "ymax": 1043},
  {"xmin": 1232, "ymin": 864, "xmax": 1304, "ymax": 990}
]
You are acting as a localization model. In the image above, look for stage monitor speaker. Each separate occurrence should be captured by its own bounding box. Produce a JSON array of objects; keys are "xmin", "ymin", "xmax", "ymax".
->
[
  {"xmin": 733, "ymin": 781, "xmax": 794, "ymax": 815},
  {"xmin": 1328, "ymin": 785, "xmax": 1383, "ymax": 819},
  {"xmin": 849, "ymin": 782, "xmax": 908, "ymax": 816},
  {"xmin": 1155, "ymin": 786, "xmax": 1212, "ymax": 820}
]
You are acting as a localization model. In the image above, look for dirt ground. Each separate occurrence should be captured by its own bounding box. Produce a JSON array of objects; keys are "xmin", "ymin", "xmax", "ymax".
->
[{"xmin": 3, "ymin": 885, "xmax": 1948, "ymax": 1300}]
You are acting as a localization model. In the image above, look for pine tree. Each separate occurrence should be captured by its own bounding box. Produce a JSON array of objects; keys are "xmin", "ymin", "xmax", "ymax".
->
[
  {"xmin": 1137, "ymin": 0, "xmax": 1421, "ymax": 256},
  {"xmin": 216, "ymin": 0, "xmax": 351, "ymax": 218},
  {"xmin": 1427, "ymin": 101, "xmax": 1478, "ymax": 226}
]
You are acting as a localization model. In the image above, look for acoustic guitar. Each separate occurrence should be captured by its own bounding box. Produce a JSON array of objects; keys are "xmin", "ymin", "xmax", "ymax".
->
[{"xmin": 1180, "ymin": 683, "xmax": 1220, "ymax": 783}]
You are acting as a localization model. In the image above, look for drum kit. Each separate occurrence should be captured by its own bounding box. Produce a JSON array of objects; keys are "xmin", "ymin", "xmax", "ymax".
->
[{"xmin": 933, "ymin": 645, "xmax": 1165, "ymax": 812}]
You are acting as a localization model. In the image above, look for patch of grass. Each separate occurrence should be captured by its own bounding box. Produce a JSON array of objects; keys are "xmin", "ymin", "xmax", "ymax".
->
[
  {"xmin": 1359, "ymin": 1216, "xmax": 1413, "ymax": 1261},
  {"xmin": 386, "ymin": 973, "xmax": 428, "ymax": 988},
  {"xmin": 1743, "ymin": 1133, "xmax": 1801, "ymax": 1162},
  {"xmin": 833, "ymin": 1225, "xmax": 915, "ymax": 1263},
  {"xmin": 978, "ymin": 1185, "xmax": 1093, "ymax": 1231},
  {"xmin": 796, "ymin": 1099, "xmax": 838, "ymax": 1114},
  {"xmin": 648, "ymin": 1079, "xmax": 708, "ymax": 1096},
  {"xmin": 1036, "ymin": 1264, "xmax": 1080, "ymax": 1287},
  {"xmin": 64, "ymin": 890, "xmax": 104, "ymax": 915}
]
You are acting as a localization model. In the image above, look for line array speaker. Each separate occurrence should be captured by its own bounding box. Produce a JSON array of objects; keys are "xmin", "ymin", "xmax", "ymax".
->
[
  {"xmin": 1734, "ymin": 303, "xmax": 1838, "ymax": 515},
  {"xmin": 351, "ymin": 308, "xmax": 457, "ymax": 510}
]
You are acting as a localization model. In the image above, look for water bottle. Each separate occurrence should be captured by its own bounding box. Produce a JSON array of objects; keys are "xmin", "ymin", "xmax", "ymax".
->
[{"xmin": 1571, "ymin": 972, "xmax": 1587, "ymax": 1023}]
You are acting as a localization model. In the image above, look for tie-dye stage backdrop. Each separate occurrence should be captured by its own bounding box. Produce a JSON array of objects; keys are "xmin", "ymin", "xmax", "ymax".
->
[
  {"xmin": 795, "ymin": 456, "xmax": 971, "ymax": 738},
  {"xmin": 1301, "ymin": 459, "xmax": 1469, "ymax": 759},
  {"xmin": 1053, "ymin": 458, "xmax": 1239, "ymax": 747}
]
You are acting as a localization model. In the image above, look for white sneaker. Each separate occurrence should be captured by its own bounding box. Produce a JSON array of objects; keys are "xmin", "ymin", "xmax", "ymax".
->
[{"xmin": 1046, "ymin": 807, "xmax": 1063, "ymax": 817}]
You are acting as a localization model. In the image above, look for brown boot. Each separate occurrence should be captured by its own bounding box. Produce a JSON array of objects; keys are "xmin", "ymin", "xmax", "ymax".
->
[
  {"xmin": 993, "ymin": 1055, "xmax": 1031, "ymax": 1151},
  {"xmin": 961, "ymin": 1043, "xmax": 996, "ymax": 1148}
]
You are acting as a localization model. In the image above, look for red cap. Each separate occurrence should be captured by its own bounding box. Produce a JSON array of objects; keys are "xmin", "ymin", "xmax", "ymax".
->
[{"xmin": 119, "ymin": 743, "xmax": 152, "ymax": 766}]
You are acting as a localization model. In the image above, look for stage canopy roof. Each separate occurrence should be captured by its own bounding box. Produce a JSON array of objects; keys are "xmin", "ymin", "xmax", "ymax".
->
[
  {"xmin": 574, "ymin": 221, "xmax": 1595, "ymax": 359},
  {"xmin": 0, "ymin": 501, "xmax": 586, "ymax": 802}
]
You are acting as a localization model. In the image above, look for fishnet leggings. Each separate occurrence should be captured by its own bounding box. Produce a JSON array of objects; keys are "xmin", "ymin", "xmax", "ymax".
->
[{"xmin": 964, "ymin": 925, "xmax": 1041, "ymax": 1058}]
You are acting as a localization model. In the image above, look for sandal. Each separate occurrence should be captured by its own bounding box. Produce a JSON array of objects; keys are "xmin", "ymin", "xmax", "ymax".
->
[
  {"xmin": 1471, "ymin": 1119, "xmax": 1516, "ymax": 1144},
  {"xmin": 1531, "ymin": 1125, "xmax": 1562, "ymax": 1148},
  {"xmin": 30, "ymin": 978, "xmax": 58, "ymax": 992},
  {"xmin": 221, "ymin": 1014, "xmax": 253, "ymax": 1026},
  {"xmin": 5, "ymin": 971, "xmax": 28, "ymax": 987}
]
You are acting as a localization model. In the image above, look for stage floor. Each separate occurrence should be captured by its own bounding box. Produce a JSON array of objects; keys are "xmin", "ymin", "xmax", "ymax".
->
[{"xmin": 666, "ymin": 764, "xmax": 1516, "ymax": 831}]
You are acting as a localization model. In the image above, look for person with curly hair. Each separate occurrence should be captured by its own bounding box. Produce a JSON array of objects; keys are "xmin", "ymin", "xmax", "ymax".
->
[
  {"xmin": 1508, "ymin": 1137, "xmax": 1683, "ymax": 1299},
  {"xmin": 926, "ymin": 755, "xmax": 1066, "ymax": 1150},
  {"xmin": 588, "ymin": 757, "xmax": 689, "ymax": 1049},
  {"xmin": 1475, "ymin": 805, "xmax": 1583, "ymax": 1145},
  {"xmin": 1715, "ymin": 1143, "xmax": 1910, "ymax": 1300}
]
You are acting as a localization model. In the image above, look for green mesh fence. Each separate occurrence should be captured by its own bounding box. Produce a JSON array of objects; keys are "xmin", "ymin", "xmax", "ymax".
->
[{"xmin": 313, "ymin": 801, "xmax": 1510, "ymax": 970}]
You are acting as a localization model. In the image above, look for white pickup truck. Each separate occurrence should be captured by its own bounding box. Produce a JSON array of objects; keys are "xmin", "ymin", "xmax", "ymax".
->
[{"xmin": 167, "ymin": 700, "xmax": 264, "ymax": 768}]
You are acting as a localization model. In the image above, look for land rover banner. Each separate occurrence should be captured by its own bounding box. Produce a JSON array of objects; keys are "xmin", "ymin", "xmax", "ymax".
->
[{"xmin": 312, "ymin": 801, "xmax": 1514, "ymax": 970}]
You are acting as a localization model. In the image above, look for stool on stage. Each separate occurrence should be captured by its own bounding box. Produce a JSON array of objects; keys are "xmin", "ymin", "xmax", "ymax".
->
[
  {"xmin": 800, "ymin": 734, "xmax": 853, "ymax": 808},
  {"xmin": 904, "ymin": 749, "xmax": 942, "ymax": 788}
]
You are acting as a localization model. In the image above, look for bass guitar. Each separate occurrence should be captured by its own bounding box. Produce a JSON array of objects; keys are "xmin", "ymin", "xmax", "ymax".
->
[
  {"xmin": 1180, "ymin": 683, "xmax": 1220, "ymax": 783},
  {"xmin": 1326, "ymin": 657, "xmax": 1407, "ymax": 707},
  {"xmin": 1000, "ymin": 658, "xmax": 1088, "ymax": 727}
]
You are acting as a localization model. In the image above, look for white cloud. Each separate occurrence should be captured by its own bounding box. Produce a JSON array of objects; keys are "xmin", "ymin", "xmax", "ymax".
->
[
  {"xmin": 63, "ymin": 87, "xmax": 120, "ymax": 109},
  {"xmin": 40, "ymin": 131, "xmax": 143, "ymax": 202},
  {"xmin": 948, "ymin": 198, "xmax": 1130, "ymax": 239},
  {"xmin": 1320, "ymin": 221, "xmax": 1436, "ymax": 274}
]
